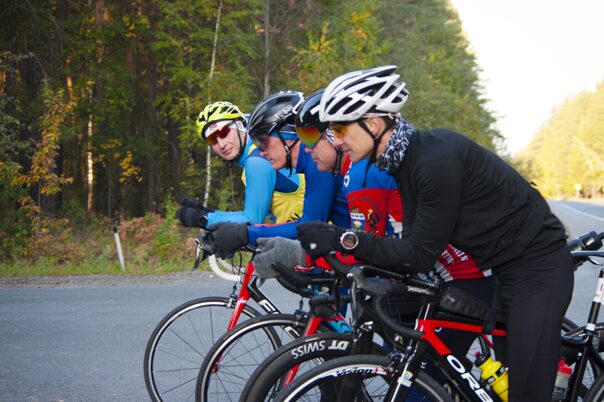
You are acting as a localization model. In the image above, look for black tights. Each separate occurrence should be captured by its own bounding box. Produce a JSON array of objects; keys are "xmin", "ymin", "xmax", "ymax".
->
[{"xmin": 492, "ymin": 246, "xmax": 574, "ymax": 402}]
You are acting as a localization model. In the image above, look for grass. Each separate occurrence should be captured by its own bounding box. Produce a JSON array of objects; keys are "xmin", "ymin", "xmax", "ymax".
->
[
  {"xmin": 0, "ymin": 212, "xmax": 211, "ymax": 277},
  {"xmin": 0, "ymin": 256, "xmax": 211, "ymax": 277}
]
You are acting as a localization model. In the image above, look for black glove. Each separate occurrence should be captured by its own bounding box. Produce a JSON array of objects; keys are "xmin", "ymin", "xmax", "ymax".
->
[
  {"xmin": 206, "ymin": 222, "xmax": 249, "ymax": 259},
  {"xmin": 296, "ymin": 221, "xmax": 345, "ymax": 258},
  {"xmin": 180, "ymin": 197, "xmax": 215, "ymax": 213},
  {"xmin": 178, "ymin": 206, "xmax": 207, "ymax": 228}
]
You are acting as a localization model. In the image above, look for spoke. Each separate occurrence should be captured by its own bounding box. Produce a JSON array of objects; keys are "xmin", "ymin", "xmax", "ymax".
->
[
  {"xmin": 159, "ymin": 374, "xmax": 198, "ymax": 395},
  {"xmin": 154, "ymin": 366, "xmax": 199, "ymax": 374},
  {"xmin": 219, "ymin": 338, "xmax": 272, "ymax": 366},
  {"xmin": 155, "ymin": 346, "xmax": 200, "ymax": 366},
  {"xmin": 187, "ymin": 307, "xmax": 207, "ymax": 353},
  {"xmin": 168, "ymin": 327, "xmax": 208, "ymax": 359}
]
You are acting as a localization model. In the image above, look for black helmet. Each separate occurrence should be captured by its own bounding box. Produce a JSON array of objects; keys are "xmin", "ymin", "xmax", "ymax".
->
[
  {"xmin": 295, "ymin": 89, "xmax": 328, "ymax": 133},
  {"xmin": 248, "ymin": 90, "xmax": 304, "ymax": 139}
]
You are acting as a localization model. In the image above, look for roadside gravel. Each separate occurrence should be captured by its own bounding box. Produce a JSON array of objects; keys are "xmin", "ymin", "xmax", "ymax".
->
[{"xmin": 0, "ymin": 270, "xmax": 218, "ymax": 288}]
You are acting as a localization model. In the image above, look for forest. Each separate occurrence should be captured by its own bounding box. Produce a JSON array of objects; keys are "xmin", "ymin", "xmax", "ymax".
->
[
  {"xmin": 2, "ymin": 0, "xmax": 500, "ymax": 265},
  {"xmin": 514, "ymin": 81, "xmax": 604, "ymax": 199}
]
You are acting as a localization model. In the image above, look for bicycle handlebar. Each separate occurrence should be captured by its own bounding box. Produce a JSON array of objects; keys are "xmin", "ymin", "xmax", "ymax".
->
[
  {"xmin": 341, "ymin": 265, "xmax": 425, "ymax": 340},
  {"xmin": 374, "ymin": 294, "xmax": 424, "ymax": 340},
  {"xmin": 567, "ymin": 231, "xmax": 604, "ymax": 252},
  {"xmin": 271, "ymin": 261, "xmax": 313, "ymax": 286},
  {"xmin": 195, "ymin": 229, "xmax": 258, "ymax": 257}
]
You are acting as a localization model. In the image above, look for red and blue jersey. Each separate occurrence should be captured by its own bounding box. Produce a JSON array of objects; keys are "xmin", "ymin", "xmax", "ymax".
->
[{"xmin": 338, "ymin": 158, "xmax": 488, "ymax": 281}]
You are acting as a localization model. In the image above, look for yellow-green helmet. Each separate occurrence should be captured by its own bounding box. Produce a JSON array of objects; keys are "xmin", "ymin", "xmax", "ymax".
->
[{"xmin": 196, "ymin": 101, "xmax": 245, "ymax": 141}]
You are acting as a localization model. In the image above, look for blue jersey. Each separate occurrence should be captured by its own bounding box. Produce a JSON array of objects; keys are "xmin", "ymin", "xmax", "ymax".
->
[
  {"xmin": 247, "ymin": 144, "xmax": 349, "ymax": 243},
  {"xmin": 207, "ymin": 139, "xmax": 303, "ymax": 225}
]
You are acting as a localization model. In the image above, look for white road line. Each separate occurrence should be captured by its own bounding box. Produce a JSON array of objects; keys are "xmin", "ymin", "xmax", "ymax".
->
[{"xmin": 557, "ymin": 202, "xmax": 604, "ymax": 223}]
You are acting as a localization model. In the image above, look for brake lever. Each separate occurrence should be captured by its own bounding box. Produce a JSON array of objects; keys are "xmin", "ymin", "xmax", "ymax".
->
[{"xmin": 192, "ymin": 240, "xmax": 209, "ymax": 270}]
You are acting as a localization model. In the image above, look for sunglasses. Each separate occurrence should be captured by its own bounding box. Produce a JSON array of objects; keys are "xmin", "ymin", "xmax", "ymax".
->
[
  {"xmin": 206, "ymin": 121, "xmax": 236, "ymax": 146},
  {"xmin": 252, "ymin": 134, "xmax": 271, "ymax": 152},
  {"xmin": 296, "ymin": 126, "xmax": 336, "ymax": 149},
  {"xmin": 329, "ymin": 121, "xmax": 355, "ymax": 138}
]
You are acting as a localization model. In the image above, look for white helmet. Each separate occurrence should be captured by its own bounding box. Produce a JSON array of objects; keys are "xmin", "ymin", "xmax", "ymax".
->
[{"xmin": 319, "ymin": 65, "xmax": 409, "ymax": 122}]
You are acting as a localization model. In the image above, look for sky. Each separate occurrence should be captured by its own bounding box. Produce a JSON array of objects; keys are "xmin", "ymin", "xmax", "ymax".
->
[{"xmin": 450, "ymin": 0, "xmax": 604, "ymax": 155}]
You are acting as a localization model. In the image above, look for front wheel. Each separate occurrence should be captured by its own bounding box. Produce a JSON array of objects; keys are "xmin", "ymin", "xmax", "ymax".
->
[
  {"xmin": 273, "ymin": 354, "xmax": 453, "ymax": 402},
  {"xmin": 585, "ymin": 373, "xmax": 604, "ymax": 401},
  {"xmin": 562, "ymin": 321, "xmax": 604, "ymax": 396},
  {"xmin": 195, "ymin": 313, "xmax": 331, "ymax": 402},
  {"xmin": 243, "ymin": 332, "xmax": 387, "ymax": 401},
  {"xmin": 144, "ymin": 296, "xmax": 261, "ymax": 402}
]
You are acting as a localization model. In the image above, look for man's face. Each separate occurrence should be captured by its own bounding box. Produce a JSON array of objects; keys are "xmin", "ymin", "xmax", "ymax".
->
[
  {"xmin": 257, "ymin": 135, "xmax": 287, "ymax": 170},
  {"xmin": 305, "ymin": 138, "xmax": 337, "ymax": 172},
  {"xmin": 207, "ymin": 120, "xmax": 246, "ymax": 160},
  {"xmin": 330, "ymin": 120, "xmax": 373, "ymax": 162}
]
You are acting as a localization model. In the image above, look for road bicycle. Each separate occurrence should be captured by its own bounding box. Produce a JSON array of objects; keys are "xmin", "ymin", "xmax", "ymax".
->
[
  {"xmin": 144, "ymin": 230, "xmax": 334, "ymax": 402},
  {"xmin": 273, "ymin": 235, "xmax": 604, "ymax": 401},
  {"xmin": 239, "ymin": 233, "xmax": 602, "ymax": 402},
  {"xmin": 193, "ymin": 257, "xmax": 437, "ymax": 402},
  {"xmin": 193, "ymin": 280, "xmax": 356, "ymax": 401}
]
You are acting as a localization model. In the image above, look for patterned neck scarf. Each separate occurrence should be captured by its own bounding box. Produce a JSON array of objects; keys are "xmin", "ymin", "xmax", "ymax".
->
[{"xmin": 376, "ymin": 117, "xmax": 415, "ymax": 173}]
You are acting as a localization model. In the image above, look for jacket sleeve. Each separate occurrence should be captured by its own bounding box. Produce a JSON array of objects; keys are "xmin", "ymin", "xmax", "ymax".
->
[
  {"xmin": 206, "ymin": 155, "xmax": 276, "ymax": 225},
  {"xmin": 352, "ymin": 156, "xmax": 463, "ymax": 273},
  {"xmin": 246, "ymin": 161, "xmax": 338, "ymax": 243}
]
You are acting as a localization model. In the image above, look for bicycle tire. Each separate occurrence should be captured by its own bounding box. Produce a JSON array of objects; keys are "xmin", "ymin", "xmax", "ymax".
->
[
  {"xmin": 242, "ymin": 332, "xmax": 387, "ymax": 402},
  {"xmin": 584, "ymin": 372, "xmax": 604, "ymax": 402},
  {"xmin": 563, "ymin": 322, "xmax": 604, "ymax": 397},
  {"xmin": 272, "ymin": 354, "xmax": 454, "ymax": 402},
  {"xmin": 195, "ymin": 313, "xmax": 331, "ymax": 402},
  {"xmin": 144, "ymin": 296, "xmax": 261, "ymax": 402}
]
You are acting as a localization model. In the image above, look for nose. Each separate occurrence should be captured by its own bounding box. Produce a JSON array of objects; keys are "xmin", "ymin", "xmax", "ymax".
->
[
  {"xmin": 304, "ymin": 145, "xmax": 312, "ymax": 154},
  {"xmin": 216, "ymin": 136, "xmax": 228, "ymax": 148}
]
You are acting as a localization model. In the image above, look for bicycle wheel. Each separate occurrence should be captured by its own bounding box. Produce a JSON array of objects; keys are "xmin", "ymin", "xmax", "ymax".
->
[
  {"xmin": 242, "ymin": 332, "xmax": 387, "ymax": 402},
  {"xmin": 273, "ymin": 354, "xmax": 453, "ymax": 402},
  {"xmin": 563, "ymin": 322, "xmax": 604, "ymax": 397},
  {"xmin": 195, "ymin": 313, "xmax": 331, "ymax": 402},
  {"xmin": 144, "ymin": 296, "xmax": 261, "ymax": 402},
  {"xmin": 584, "ymin": 372, "xmax": 604, "ymax": 402}
]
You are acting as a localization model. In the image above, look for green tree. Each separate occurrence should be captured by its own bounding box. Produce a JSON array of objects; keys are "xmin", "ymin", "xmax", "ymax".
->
[{"xmin": 515, "ymin": 81, "xmax": 604, "ymax": 198}]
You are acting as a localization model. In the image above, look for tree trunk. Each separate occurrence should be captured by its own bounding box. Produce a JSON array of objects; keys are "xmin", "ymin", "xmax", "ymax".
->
[
  {"xmin": 86, "ymin": 86, "xmax": 94, "ymax": 213},
  {"xmin": 263, "ymin": 0, "xmax": 270, "ymax": 96},
  {"xmin": 204, "ymin": 0, "xmax": 223, "ymax": 207},
  {"xmin": 167, "ymin": 114, "xmax": 181, "ymax": 200},
  {"xmin": 87, "ymin": 0, "xmax": 105, "ymax": 214}
]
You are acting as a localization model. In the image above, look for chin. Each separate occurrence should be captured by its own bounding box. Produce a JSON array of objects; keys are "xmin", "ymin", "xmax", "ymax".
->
[
  {"xmin": 316, "ymin": 163, "xmax": 329, "ymax": 172},
  {"xmin": 271, "ymin": 161, "xmax": 285, "ymax": 170}
]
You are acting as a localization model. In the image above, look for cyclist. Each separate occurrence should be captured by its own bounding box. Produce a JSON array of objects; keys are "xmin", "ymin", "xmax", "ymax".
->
[
  {"xmin": 206, "ymin": 91, "xmax": 350, "ymax": 256},
  {"xmin": 258, "ymin": 89, "xmax": 494, "ymax": 397},
  {"xmin": 177, "ymin": 101, "xmax": 304, "ymax": 228},
  {"xmin": 296, "ymin": 65, "xmax": 572, "ymax": 401}
]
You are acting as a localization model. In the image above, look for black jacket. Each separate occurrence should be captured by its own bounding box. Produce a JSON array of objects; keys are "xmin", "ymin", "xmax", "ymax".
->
[{"xmin": 354, "ymin": 128, "xmax": 567, "ymax": 273}]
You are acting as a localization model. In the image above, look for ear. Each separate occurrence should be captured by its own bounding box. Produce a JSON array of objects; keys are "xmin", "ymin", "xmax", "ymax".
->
[{"xmin": 365, "ymin": 116, "xmax": 385, "ymax": 137}]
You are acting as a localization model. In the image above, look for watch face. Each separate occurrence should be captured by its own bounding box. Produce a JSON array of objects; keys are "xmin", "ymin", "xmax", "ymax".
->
[
  {"xmin": 199, "ymin": 214, "xmax": 209, "ymax": 229},
  {"xmin": 341, "ymin": 232, "xmax": 358, "ymax": 250}
]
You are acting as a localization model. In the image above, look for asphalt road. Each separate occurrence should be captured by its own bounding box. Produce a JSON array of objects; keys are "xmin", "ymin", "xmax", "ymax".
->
[{"xmin": 0, "ymin": 200, "xmax": 603, "ymax": 402}]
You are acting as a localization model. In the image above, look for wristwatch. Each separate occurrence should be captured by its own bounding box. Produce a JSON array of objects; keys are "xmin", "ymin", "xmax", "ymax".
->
[
  {"xmin": 199, "ymin": 214, "xmax": 209, "ymax": 229},
  {"xmin": 339, "ymin": 230, "xmax": 359, "ymax": 251}
]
